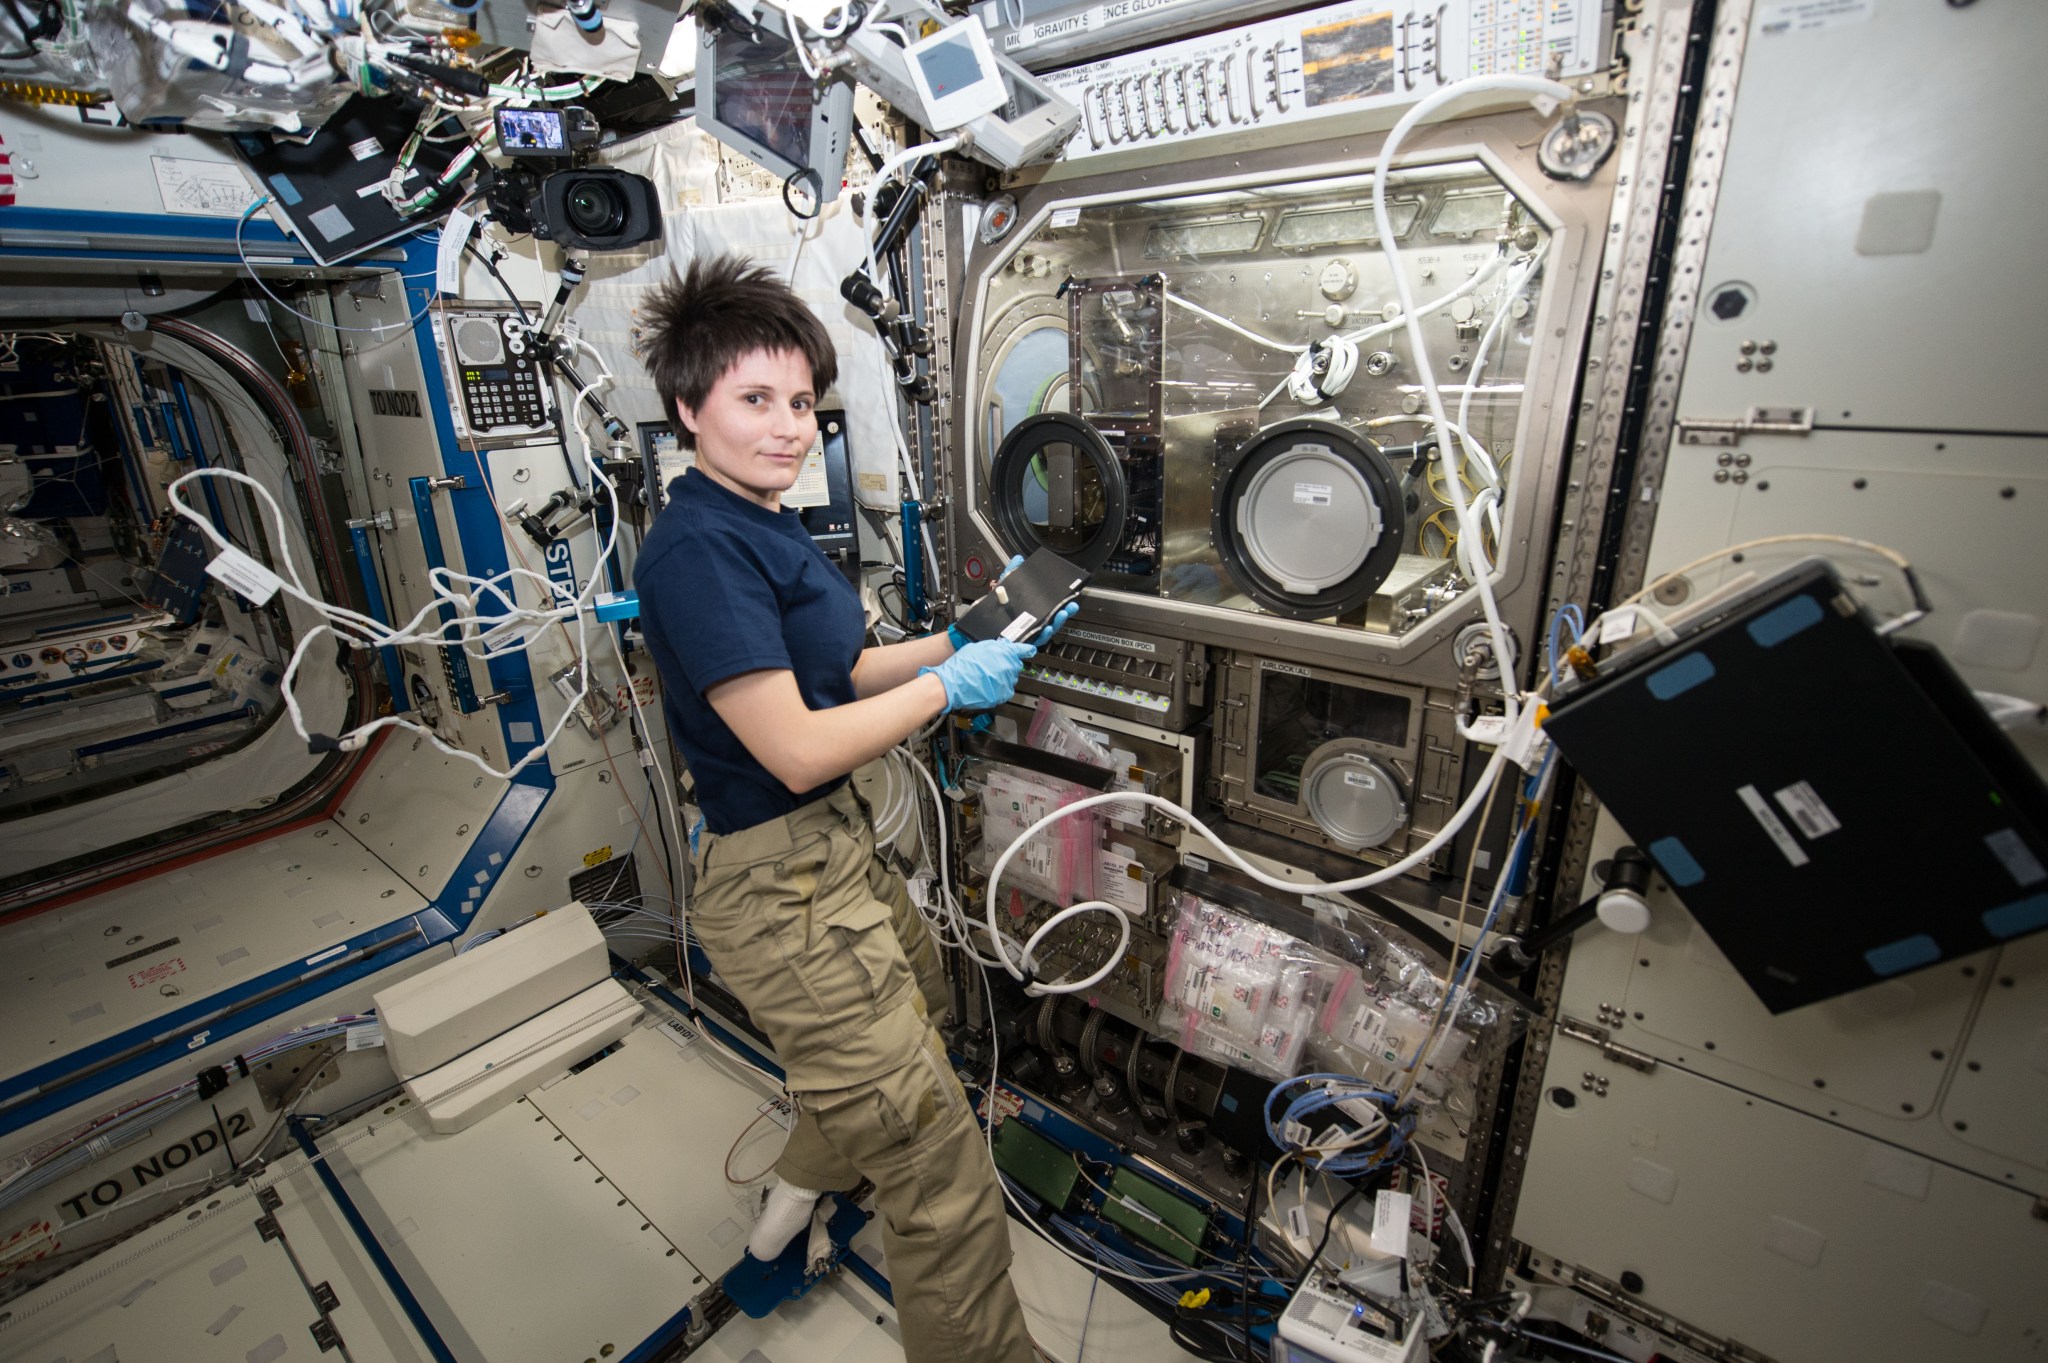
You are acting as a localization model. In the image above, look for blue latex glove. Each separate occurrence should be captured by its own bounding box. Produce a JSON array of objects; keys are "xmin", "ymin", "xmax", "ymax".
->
[
  {"xmin": 923, "ymin": 638, "xmax": 1036, "ymax": 713},
  {"xmin": 1032, "ymin": 601, "xmax": 1079, "ymax": 649}
]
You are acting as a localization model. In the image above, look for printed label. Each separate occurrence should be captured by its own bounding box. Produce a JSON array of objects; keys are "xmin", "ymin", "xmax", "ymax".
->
[
  {"xmin": 1371, "ymin": 1190, "xmax": 1412, "ymax": 1257},
  {"xmin": 1738, "ymin": 784, "xmax": 1810, "ymax": 867},
  {"xmin": 757, "ymin": 1096, "xmax": 797, "ymax": 1131},
  {"xmin": 1097, "ymin": 850, "xmax": 1149, "ymax": 914},
  {"xmin": 1293, "ymin": 482, "xmax": 1334, "ymax": 506},
  {"xmin": 1984, "ymin": 829, "xmax": 2046, "ymax": 888},
  {"xmin": 1758, "ymin": 0, "xmax": 1872, "ymax": 36},
  {"xmin": 347, "ymin": 136, "xmax": 384, "ymax": 161},
  {"xmin": 976, "ymin": 1084, "xmax": 1025, "ymax": 1128},
  {"xmin": 1596, "ymin": 606, "xmax": 1639, "ymax": 644},
  {"xmin": 128, "ymin": 957, "xmax": 187, "ymax": 990},
  {"xmin": 1066, "ymin": 628, "xmax": 1156, "ymax": 654},
  {"xmin": 52, "ymin": 1110, "xmax": 253, "ymax": 1222},
  {"xmin": 1342, "ymin": 770, "xmax": 1378, "ymax": 789},
  {"xmin": 346, "ymin": 1021, "xmax": 385, "ymax": 1050},
  {"xmin": 1050, "ymin": 208, "xmax": 1082, "ymax": 228},
  {"xmin": 204, "ymin": 546, "xmax": 282, "ymax": 607},
  {"xmin": 1772, "ymin": 781, "xmax": 1841, "ymax": 840},
  {"xmin": 1259, "ymin": 660, "xmax": 1312, "ymax": 676}
]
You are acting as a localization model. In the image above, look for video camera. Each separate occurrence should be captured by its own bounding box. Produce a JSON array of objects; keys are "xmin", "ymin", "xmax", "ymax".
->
[{"xmin": 486, "ymin": 106, "xmax": 662, "ymax": 252}]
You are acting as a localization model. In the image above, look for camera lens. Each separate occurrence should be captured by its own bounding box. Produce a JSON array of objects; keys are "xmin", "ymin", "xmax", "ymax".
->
[{"xmin": 565, "ymin": 180, "xmax": 624, "ymax": 235}]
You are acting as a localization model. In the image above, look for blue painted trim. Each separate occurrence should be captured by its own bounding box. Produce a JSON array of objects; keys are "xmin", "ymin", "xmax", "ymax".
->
[
  {"xmin": 408, "ymin": 475, "xmax": 482, "ymax": 715},
  {"xmin": 76, "ymin": 704, "xmax": 254, "ymax": 756},
  {"xmin": 437, "ymin": 772, "xmax": 551, "ymax": 927},
  {"xmin": 1647, "ymin": 835, "xmax": 1706, "ymax": 887},
  {"xmin": 0, "ymin": 915, "xmax": 443, "ymax": 1138},
  {"xmin": 3, "ymin": 658, "xmax": 163, "ymax": 699},
  {"xmin": 1747, "ymin": 593, "xmax": 1825, "ymax": 649},
  {"xmin": 399, "ymin": 242, "xmax": 551, "ymax": 771},
  {"xmin": 290, "ymin": 1118, "xmax": 463, "ymax": 1363},
  {"xmin": 1865, "ymin": 933, "xmax": 1942, "ymax": 978},
  {"xmin": 1983, "ymin": 893, "xmax": 2048, "ymax": 941},
  {"xmin": 617, "ymin": 1305, "xmax": 697, "ymax": 1363},
  {"xmin": 349, "ymin": 524, "xmax": 412, "ymax": 712},
  {"xmin": 902, "ymin": 498, "xmax": 925, "ymax": 621},
  {"xmin": 0, "ymin": 205, "xmax": 302, "ymax": 246},
  {"xmin": 170, "ymin": 369, "xmax": 231, "ymax": 532},
  {"xmin": 35, "ymin": 613, "xmax": 136, "ymax": 635},
  {"xmin": 100, "ymin": 373, "xmax": 155, "ymax": 513},
  {"xmin": 1645, "ymin": 653, "xmax": 1715, "ymax": 701},
  {"xmin": 841, "ymin": 1247, "xmax": 895, "ymax": 1305}
]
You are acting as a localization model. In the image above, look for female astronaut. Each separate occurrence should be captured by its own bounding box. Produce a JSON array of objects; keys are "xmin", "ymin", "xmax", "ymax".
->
[{"xmin": 633, "ymin": 255, "xmax": 1071, "ymax": 1362}]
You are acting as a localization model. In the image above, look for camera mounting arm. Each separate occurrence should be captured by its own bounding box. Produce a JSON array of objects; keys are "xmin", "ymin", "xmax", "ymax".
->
[{"xmin": 530, "ymin": 256, "xmax": 629, "ymax": 444}]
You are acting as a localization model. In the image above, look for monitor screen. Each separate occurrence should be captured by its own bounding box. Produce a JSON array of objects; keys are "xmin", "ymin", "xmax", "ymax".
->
[
  {"xmin": 711, "ymin": 25, "xmax": 813, "ymax": 170},
  {"xmin": 914, "ymin": 31, "xmax": 984, "ymax": 98},
  {"xmin": 498, "ymin": 107, "xmax": 566, "ymax": 153}
]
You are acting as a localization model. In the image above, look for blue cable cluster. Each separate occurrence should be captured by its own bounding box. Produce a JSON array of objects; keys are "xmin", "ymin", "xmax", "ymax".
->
[
  {"xmin": 1546, "ymin": 602, "xmax": 1588, "ymax": 685},
  {"xmin": 1263, "ymin": 1074, "xmax": 1415, "ymax": 1177}
]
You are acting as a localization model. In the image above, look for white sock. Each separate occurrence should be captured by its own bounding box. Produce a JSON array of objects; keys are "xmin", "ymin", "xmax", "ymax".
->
[{"xmin": 747, "ymin": 1180, "xmax": 825, "ymax": 1261}]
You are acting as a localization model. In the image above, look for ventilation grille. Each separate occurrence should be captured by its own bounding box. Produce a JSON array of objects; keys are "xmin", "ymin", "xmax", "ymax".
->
[
  {"xmin": 452, "ymin": 316, "xmax": 505, "ymax": 364},
  {"xmin": 568, "ymin": 854, "xmax": 640, "ymax": 910}
]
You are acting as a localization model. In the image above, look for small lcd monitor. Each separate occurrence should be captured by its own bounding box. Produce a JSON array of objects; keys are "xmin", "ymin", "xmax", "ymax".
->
[
  {"xmin": 695, "ymin": 13, "xmax": 854, "ymax": 204},
  {"xmin": 497, "ymin": 107, "xmax": 568, "ymax": 155}
]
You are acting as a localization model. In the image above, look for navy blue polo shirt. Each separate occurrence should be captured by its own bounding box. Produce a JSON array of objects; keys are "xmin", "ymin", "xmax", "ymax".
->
[{"xmin": 635, "ymin": 468, "xmax": 866, "ymax": 835}]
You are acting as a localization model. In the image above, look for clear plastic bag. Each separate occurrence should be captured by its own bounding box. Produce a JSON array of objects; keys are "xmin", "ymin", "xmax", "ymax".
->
[
  {"xmin": 1023, "ymin": 697, "xmax": 1148, "ymax": 827},
  {"xmin": 1156, "ymin": 892, "xmax": 1346, "ymax": 1080},
  {"xmin": 974, "ymin": 763, "xmax": 1100, "ymax": 907},
  {"xmin": 1295, "ymin": 893, "xmax": 1516, "ymax": 1126},
  {"xmin": 80, "ymin": 0, "xmax": 354, "ymax": 133}
]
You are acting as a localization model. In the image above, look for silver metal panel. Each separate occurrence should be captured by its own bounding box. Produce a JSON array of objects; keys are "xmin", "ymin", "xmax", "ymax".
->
[
  {"xmin": 1555, "ymin": 812, "xmax": 2031, "ymax": 1189},
  {"xmin": 1641, "ymin": 428, "xmax": 2048, "ymax": 772},
  {"xmin": 1673, "ymin": 0, "xmax": 2048, "ymax": 438},
  {"xmin": 319, "ymin": 1096, "xmax": 705, "ymax": 1361},
  {"xmin": 1514, "ymin": 1041, "xmax": 2048, "ymax": 1363},
  {"xmin": 527, "ymin": 1020, "xmax": 785, "ymax": 1276},
  {"xmin": 479, "ymin": 446, "xmax": 652, "ymax": 782},
  {"xmin": 334, "ymin": 735, "xmax": 506, "ymax": 901},
  {"xmin": 1940, "ymin": 931, "xmax": 2048, "ymax": 1178},
  {"xmin": 0, "ymin": 1160, "xmax": 432, "ymax": 1363},
  {"xmin": 335, "ymin": 286, "xmax": 516, "ymax": 763},
  {"xmin": 947, "ymin": 111, "xmax": 1621, "ymax": 688},
  {"xmin": 0, "ymin": 825, "xmax": 428, "ymax": 1087}
]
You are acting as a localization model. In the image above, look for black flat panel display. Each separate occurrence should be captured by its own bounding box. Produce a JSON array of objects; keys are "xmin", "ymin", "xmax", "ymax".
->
[{"xmin": 1545, "ymin": 563, "xmax": 2048, "ymax": 1013}]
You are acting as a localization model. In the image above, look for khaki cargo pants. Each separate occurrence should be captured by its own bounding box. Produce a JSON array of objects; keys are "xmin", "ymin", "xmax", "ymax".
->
[{"xmin": 690, "ymin": 783, "xmax": 1034, "ymax": 1363}]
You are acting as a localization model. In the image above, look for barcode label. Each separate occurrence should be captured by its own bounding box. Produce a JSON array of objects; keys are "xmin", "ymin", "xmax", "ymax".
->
[
  {"xmin": 205, "ymin": 546, "xmax": 283, "ymax": 607},
  {"xmin": 1772, "ymin": 780, "xmax": 1841, "ymax": 839}
]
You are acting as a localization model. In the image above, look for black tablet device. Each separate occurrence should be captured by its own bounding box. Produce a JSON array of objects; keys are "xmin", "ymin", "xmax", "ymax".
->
[{"xmin": 952, "ymin": 548, "xmax": 1089, "ymax": 645}]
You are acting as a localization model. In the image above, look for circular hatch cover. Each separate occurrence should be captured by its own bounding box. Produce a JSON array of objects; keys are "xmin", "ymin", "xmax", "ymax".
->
[
  {"xmin": 988, "ymin": 411, "xmax": 1129, "ymax": 571},
  {"xmin": 1213, "ymin": 419, "xmax": 1405, "ymax": 620},
  {"xmin": 1301, "ymin": 746, "xmax": 1408, "ymax": 849}
]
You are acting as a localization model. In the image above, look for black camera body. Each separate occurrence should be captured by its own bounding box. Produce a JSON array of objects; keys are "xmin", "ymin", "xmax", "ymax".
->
[
  {"xmin": 531, "ymin": 169, "xmax": 662, "ymax": 252},
  {"xmin": 482, "ymin": 107, "xmax": 662, "ymax": 253}
]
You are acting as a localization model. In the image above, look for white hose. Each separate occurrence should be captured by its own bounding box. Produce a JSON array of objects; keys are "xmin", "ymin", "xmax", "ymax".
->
[{"xmin": 1372, "ymin": 73, "xmax": 1572, "ymax": 739}]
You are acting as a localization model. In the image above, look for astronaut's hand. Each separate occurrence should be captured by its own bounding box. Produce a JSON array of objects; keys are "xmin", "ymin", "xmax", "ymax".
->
[{"xmin": 922, "ymin": 638, "xmax": 1036, "ymax": 712}]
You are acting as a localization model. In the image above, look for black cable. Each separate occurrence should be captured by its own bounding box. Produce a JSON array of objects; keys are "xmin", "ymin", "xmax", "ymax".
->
[
  {"xmin": 462, "ymin": 239, "xmax": 533, "ymax": 325},
  {"xmin": 781, "ymin": 167, "xmax": 823, "ymax": 221},
  {"xmin": 1240, "ymin": 1153, "xmax": 1259, "ymax": 1356},
  {"xmin": 1303, "ymin": 1181, "xmax": 1365, "ymax": 1286}
]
